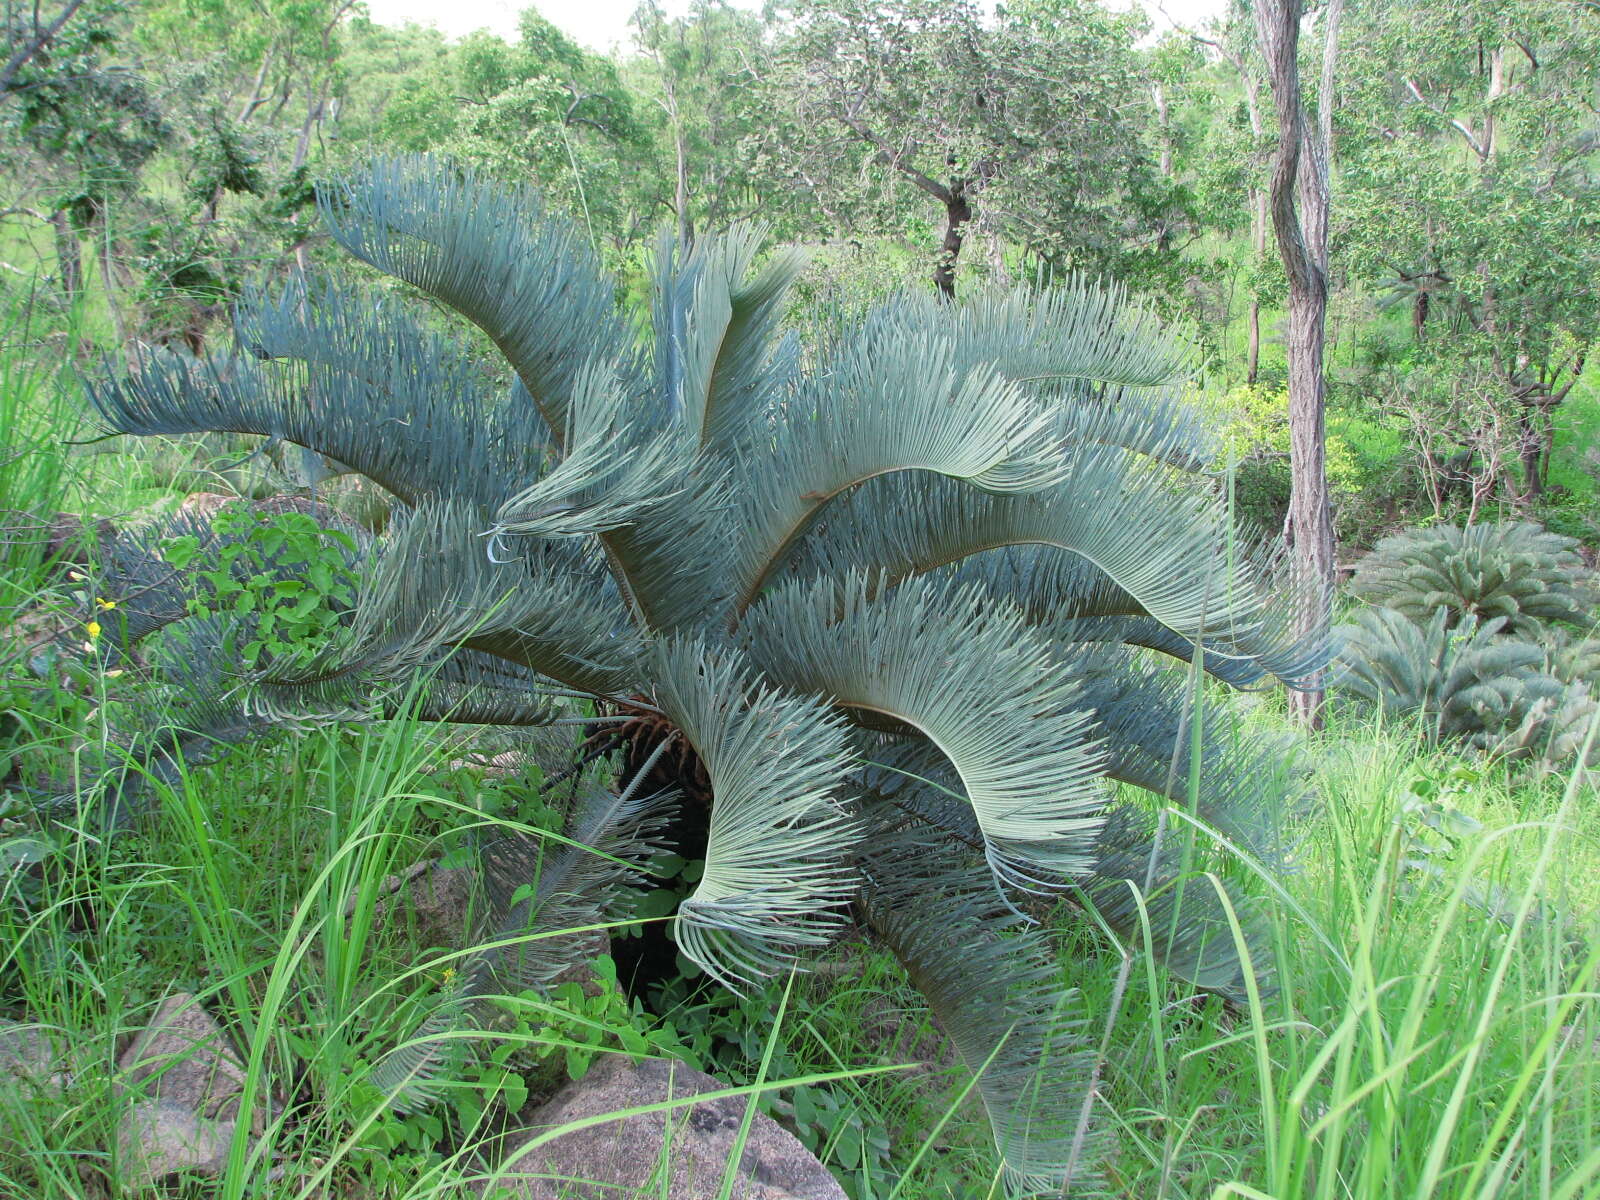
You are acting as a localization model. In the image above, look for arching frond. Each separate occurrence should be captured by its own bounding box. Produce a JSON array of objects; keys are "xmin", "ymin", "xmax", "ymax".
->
[
  {"xmin": 89, "ymin": 288, "xmax": 544, "ymax": 511},
  {"xmin": 649, "ymin": 638, "xmax": 858, "ymax": 986},
  {"xmin": 860, "ymin": 277, "xmax": 1195, "ymax": 394},
  {"xmin": 338, "ymin": 500, "xmax": 637, "ymax": 696},
  {"xmin": 786, "ymin": 453, "xmax": 1328, "ymax": 686},
  {"xmin": 318, "ymin": 157, "xmax": 631, "ymax": 439},
  {"xmin": 861, "ymin": 827, "xmax": 1099, "ymax": 1197},
  {"xmin": 726, "ymin": 330, "xmax": 1070, "ymax": 617},
  {"xmin": 651, "ymin": 222, "xmax": 805, "ymax": 446},
  {"xmin": 489, "ymin": 358, "xmax": 691, "ymax": 541},
  {"xmin": 1077, "ymin": 804, "xmax": 1265, "ymax": 998},
  {"xmin": 741, "ymin": 573, "xmax": 1106, "ymax": 890},
  {"xmin": 1060, "ymin": 645, "xmax": 1307, "ymax": 857}
]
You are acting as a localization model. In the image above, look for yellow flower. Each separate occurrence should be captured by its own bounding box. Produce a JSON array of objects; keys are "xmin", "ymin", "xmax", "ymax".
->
[
  {"xmin": 440, "ymin": 966, "xmax": 458, "ymax": 986},
  {"xmin": 85, "ymin": 620, "xmax": 102, "ymax": 641},
  {"xmin": 95, "ymin": 597, "xmax": 117, "ymax": 611}
]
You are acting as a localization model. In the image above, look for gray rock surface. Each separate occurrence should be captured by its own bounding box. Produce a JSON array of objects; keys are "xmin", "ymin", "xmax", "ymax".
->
[
  {"xmin": 118, "ymin": 993, "xmax": 247, "ymax": 1123},
  {"xmin": 367, "ymin": 860, "xmax": 480, "ymax": 949},
  {"xmin": 117, "ymin": 1098, "xmax": 233, "ymax": 1184},
  {"xmin": 113, "ymin": 994, "xmax": 264, "ymax": 1185},
  {"xmin": 483, "ymin": 1054, "xmax": 846, "ymax": 1200},
  {"xmin": 0, "ymin": 1019, "xmax": 71, "ymax": 1096}
]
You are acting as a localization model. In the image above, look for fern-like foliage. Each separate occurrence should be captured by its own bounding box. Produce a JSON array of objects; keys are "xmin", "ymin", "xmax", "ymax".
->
[
  {"xmin": 1350, "ymin": 522, "xmax": 1596, "ymax": 638},
  {"xmin": 78, "ymin": 157, "xmax": 1328, "ymax": 1194}
]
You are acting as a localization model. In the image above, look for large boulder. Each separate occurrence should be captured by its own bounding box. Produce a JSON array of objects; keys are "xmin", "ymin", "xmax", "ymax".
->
[
  {"xmin": 116, "ymin": 1098, "xmax": 233, "ymax": 1184},
  {"xmin": 482, "ymin": 1054, "xmax": 846, "ymax": 1200},
  {"xmin": 0, "ymin": 1018, "xmax": 73, "ymax": 1097}
]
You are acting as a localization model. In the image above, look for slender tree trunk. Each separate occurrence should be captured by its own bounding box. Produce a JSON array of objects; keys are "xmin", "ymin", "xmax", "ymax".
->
[
  {"xmin": 934, "ymin": 181, "xmax": 971, "ymax": 301},
  {"xmin": 674, "ymin": 126, "xmax": 694, "ymax": 251},
  {"xmin": 97, "ymin": 217, "xmax": 128, "ymax": 349},
  {"xmin": 1153, "ymin": 82, "xmax": 1174, "ymax": 176},
  {"xmin": 49, "ymin": 208, "xmax": 81, "ymax": 301},
  {"xmin": 1254, "ymin": 0, "xmax": 1340, "ymax": 727},
  {"xmin": 1247, "ymin": 187, "xmax": 1267, "ymax": 383}
]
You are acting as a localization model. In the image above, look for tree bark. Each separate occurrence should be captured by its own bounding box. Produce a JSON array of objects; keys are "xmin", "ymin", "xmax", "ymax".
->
[
  {"xmin": 1253, "ymin": 0, "xmax": 1339, "ymax": 728},
  {"xmin": 934, "ymin": 181, "xmax": 971, "ymax": 301},
  {"xmin": 49, "ymin": 208, "xmax": 81, "ymax": 301}
]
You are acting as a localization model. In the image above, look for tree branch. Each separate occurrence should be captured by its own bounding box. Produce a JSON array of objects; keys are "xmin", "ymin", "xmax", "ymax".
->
[
  {"xmin": 836, "ymin": 114, "xmax": 952, "ymax": 203},
  {"xmin": 0, "ymin": 0, "xmax": 88, "ymax": 100},
  {"xmin": 1400, "ymin": 76, "xmax": 1487, "ymax": 158}
]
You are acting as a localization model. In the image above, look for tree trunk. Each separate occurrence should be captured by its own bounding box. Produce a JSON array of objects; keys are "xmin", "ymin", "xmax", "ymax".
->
[
  {"xmin": 674, "ymin": 126, "xmax": 694, "ymax": 251},
  {"xmin": 1254, "ymin": 0, "xmax": 1340, "ymax": 728},
  {"xmin": 1153, "ymin": 82, "xmax": 1174, "ymax": 176},
  {"xmin": 1246, "ymin": 299, "xmax": 1262, "ymax": 384},
  {"xmin": 49, "ymin": 208, "xmax": 81, "ymax": 301},
  {"xmin": 934, "ymin": 182, "xmax": 971, "ymax": 301}
]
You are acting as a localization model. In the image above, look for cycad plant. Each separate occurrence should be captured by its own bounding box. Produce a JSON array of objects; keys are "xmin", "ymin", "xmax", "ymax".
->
[
  {"xmin": 1335, "ymin": 607, "xmax": 1599, "ymax": 767},
  {"xmin": 1349, "ymin": 521, "xmax": 1595, "ymax": 637},
  {"xmin": 79, "ymin": 158, "xmax": 1326, "ymax": 1193}
]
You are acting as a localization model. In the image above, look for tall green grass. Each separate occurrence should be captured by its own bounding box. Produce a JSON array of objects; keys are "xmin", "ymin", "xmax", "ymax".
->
[{"xmin": 0, "ymin": 293, "xmax": 87, "ymax": 592}]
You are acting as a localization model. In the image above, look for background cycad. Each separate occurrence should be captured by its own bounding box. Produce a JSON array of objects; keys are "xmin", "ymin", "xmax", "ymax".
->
[
  {"xmin": 75, "ymin": 156, "xmax": 1325, "ymax": 1194},
  {"xmin": 1349, "ymin": 521, "xmax": 1596, "ymax": 637}
]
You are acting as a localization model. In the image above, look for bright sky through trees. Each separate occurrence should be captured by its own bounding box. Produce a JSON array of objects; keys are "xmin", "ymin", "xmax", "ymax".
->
[{"xmin": 365, "ymin": 0, "xmax": 1226, "ymax": 51}]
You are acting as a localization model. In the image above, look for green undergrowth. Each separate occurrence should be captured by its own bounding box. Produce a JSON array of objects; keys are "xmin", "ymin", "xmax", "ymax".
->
[{"xmin": 2, "ymin": 635, "xmax": 1595, "ymax": 1198}]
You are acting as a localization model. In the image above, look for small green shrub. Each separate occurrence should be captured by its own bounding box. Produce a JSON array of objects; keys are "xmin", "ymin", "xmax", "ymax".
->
[
  {"xmin": 1350, "ymin": 521, "xmax": 1595, "ymax": 637},
  {"xmin": 161, "ymin": 505, "xmax": 361, "ymax": 670}
]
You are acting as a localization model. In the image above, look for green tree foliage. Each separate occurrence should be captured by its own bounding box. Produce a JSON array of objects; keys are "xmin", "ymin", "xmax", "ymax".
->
[
  {"xmin": 1350, "ymin": 522, "xmax": 1595, "ymax": 637},
  {"xmin": 626, "ymin": 0, "xmax": 768, "ymax": 246},
  {"xmin": 1338, "ymin": 0, "xmax": 1600, "ymax": 499},
  {"xmin": 755, "ymin": 0, "xmax": 1174, "ymax": 296},
  {"xmin": 79, "ymin": 158, "xmax": 1325, "ymax": 1191},
  {"xmin": 367, "ymin": 12, "xmax": 648, "ymax": 252}
]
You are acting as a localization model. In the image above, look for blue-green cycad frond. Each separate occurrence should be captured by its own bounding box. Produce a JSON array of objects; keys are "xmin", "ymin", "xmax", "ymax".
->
[
  {"xmin": 650, "ymin": 639, "xmax": 858, "ymax": 986},
  {"xmin": 651, "ymin": 222, "xmax": 806, "ymax": 446},
  {"xmin": 742, "ymin": 573, "xmax": 1107, "ymax": 891},
  {"xmin": 1061, "ymin": 646, "xmax": 1307, "ymax": 860},
  {"xmin": 726, "ymin": 333, "xmax": 1069, "ymax": 618},
  {"xmin": 790, "ymin": 458, "xmax": 1328, "ymax": 687},
  {"xmin": 329, "ymin": 500, "xmax": 639, "ymax": 697},
  {"xmin": 860, "ymin": 827, "xmax": 1099, "ymax": 1197},
  {"xmin": 90, "ymin": 288, "xmax": 540, "ymax": 512},
  {"xmin": 862, "ymin": 277, "xmax": 1193, "ymax": 394},
  {"xmin": 1079, "ymin": 804, "xmax": 1266, "ymax": 998},
  {"xmin": 318, "ymin": 157, "xmax": 631, "ymax": 440},
  {"xmin": 490, "ymin": 357, "xmax": 694, "ymax": 540}
]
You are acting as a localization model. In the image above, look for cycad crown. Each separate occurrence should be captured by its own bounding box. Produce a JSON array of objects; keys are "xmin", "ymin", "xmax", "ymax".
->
[
  {"xmin": 1350, "ymin": 522, "xmax": 1595, "ymax": 638},
  {"xmin": 1335, "ymin": 607, "xmax": 1599, "ymax": 768},
  {"xmin": 86, "ymin": 157, "xmax": 1326, "ymax": 1195}
]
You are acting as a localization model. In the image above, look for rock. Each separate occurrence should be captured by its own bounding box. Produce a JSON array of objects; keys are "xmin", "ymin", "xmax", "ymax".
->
[
  {"xmin": 366, "ymin": 860, "xmax": 480, "ymax": 950},
  {"xmin": 116, "ymin": 1098, "xmax": 233, "ymax": 1185},
  {"xmin": 117, "ymin": 993, "xmax": 247, "ymax": 1124},
  {"xmin": 360, "ymin": 860, "xmax": 611, "ymax": 994},
  {"xmin": 44, "ymin": 512, "xmax": 118, "ymax": 568},
  {"xmin": 0, "ymin": 1019, "xmax": 72, "ymax": 1096},
  {"xmin": 483, "ymin": 1054, "xmax": 847, "ymax": 1200}
]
